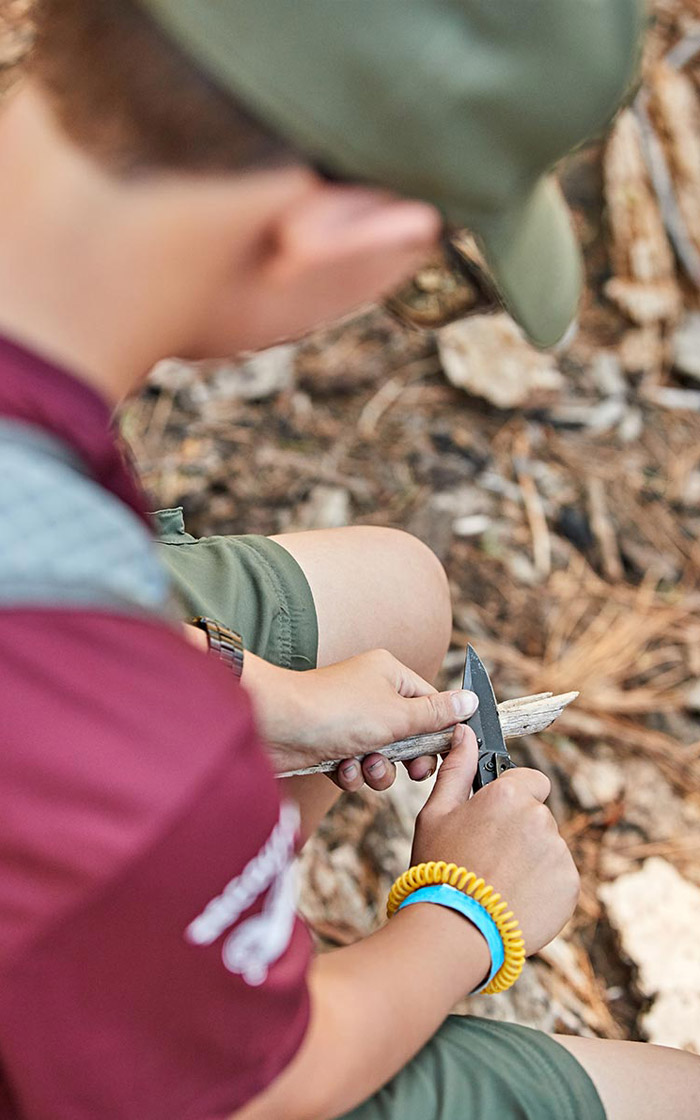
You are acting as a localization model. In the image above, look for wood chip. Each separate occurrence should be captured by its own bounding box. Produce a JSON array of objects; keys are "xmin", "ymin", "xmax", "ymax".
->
[{"xmin": 604, "ymin": 110, "xmax": 682, "ymax": 323}]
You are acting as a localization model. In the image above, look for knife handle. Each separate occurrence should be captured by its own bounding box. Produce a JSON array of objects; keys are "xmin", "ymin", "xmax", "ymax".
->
[{"xmin": 472, "ymin": 751, "xmax": 517, "ymax": 793}]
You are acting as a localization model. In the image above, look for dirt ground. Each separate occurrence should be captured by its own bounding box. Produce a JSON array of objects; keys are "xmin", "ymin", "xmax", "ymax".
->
[{"xmin": 5, "ymin": 0, "xmax": 700, "ymax": 1054}]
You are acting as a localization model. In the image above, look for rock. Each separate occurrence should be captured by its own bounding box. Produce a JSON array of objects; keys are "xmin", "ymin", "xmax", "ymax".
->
[
  {"xmin": 294, "ymin": 485, "xmax": 351, "ymax": 530},
  {"xmin": 590, "ymin": 351, "xmax": 627, "ymax": 398},
  {"xmin": 150, "ymin": 346, "xmax": 296, "ymax": 405},
  {"xmin": 409, "ymin": 486, "xmax": 495, "ymax": 545},
  {"xmin": 600, "ymin": 859, "xmax": 700, "ymax": 1052},
  {"xmin": 672, "ymin": 312, "xmax": 700, "ymax": 383},
  {"xmin": 438, "ymin": 314, "xmax": 563, "ymax": 409},
  {"xmin": 452, "ymin": 514, "xmax": 493, "ymax": 538},
  {"xmin": 571, "ymin": 757, "xmax": 625, "ymax": 810},
  {"xmin": 643, "ymin": 992, "xmax": 700, "ymax": 1054},
  {"xmin": 210, "ymin": 344, "xmax": 295, "ymax": 402},
  {"xmin": 430, "ymin": 482, "xmax": 495, "ymax": 519},
  {"xmin": 146, "ymin": 358, "xmax": 196, "ymax": 392}
]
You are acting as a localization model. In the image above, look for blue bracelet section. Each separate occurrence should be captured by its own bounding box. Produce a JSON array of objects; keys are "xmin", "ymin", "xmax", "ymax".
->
[{"xmin": 398, "ymin": 883, "xmax": 505, "ymax": 994}]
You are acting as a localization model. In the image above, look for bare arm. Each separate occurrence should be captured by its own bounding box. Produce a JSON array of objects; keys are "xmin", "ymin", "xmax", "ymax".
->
[
  {"xmin": 235, "ymin": 902, "xmax": 489, "ymax": 1120},
  {"xmin": 234, "ymin": 727, "xmax": 579, "ymax": 1120}
]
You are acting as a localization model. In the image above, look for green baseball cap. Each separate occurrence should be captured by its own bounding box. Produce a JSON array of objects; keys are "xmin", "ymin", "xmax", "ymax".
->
[{"xmin": 139, "ymin": 0, "xmax": 644, "ymax": 348}]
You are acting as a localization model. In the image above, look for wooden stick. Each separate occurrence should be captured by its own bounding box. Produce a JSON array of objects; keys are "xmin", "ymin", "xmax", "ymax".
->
[{"xmin": 280, "ymin": 690, "xmax": 579, "ymax": 777}]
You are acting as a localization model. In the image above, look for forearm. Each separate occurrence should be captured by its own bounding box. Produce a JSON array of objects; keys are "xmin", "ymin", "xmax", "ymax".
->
[
  {"xmin": 240, "ymin": 654, "xmax": 341, "ymax": 837},
  {"xmin": 235, "ymin": 902, "xmax": 490, "ymax": 1120},
  {"xmin": 184, "ymin": 627, "xmax": 310, "ymax": 769},
  {"xmin": 279, "ymin": 774, "xmax": 341, "ymax": 843}
]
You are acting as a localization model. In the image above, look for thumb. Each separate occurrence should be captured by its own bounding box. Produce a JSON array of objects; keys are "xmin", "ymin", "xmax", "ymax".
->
[
  {"xmin": 400, "ymin": 687, "xmax": 478, "ymax": 737},
  {"xmin": 423, "ymin": 724, "xmax": 479, "ymax": 813}
]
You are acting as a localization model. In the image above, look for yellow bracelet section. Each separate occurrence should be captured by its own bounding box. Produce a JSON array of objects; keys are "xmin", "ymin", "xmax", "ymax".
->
[{"xmin": 387, "ymin": 861, "xmax": 525, "ymax": 995}]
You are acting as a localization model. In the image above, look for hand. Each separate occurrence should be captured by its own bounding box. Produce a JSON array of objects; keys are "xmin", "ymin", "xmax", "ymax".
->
[
  {"xmin": 239, "ymin": 648, "xmax": 478, "ymax": 792},
  {"xmin": 411, "ymin": 724, "xmax": 580, "ymax": 955}
]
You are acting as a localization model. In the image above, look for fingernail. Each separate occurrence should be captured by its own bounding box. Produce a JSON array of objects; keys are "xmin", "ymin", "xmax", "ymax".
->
[
  {"xmin": 367, "ymin": 759, "xmax": 386, "ymax": 777},
  {"xmin": 419, "ymin": 765, "xmax": 436, "ymax": 781},
  {"xmin": 451, "ymin": 690, "xmax": 479, "ymax": 719},
  {"xmin": 341, "ymin": 761, "xmax": 360, "ymax": 780}
]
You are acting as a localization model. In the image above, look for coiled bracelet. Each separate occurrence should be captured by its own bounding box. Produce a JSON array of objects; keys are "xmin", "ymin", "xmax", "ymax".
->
[{"xmin": 387, "ymin": 861, "xmax": 525, "ymax": 995}]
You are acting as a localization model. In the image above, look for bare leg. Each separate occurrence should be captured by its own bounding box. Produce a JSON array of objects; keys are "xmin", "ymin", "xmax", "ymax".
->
[
  {"xmin": 270, "ymin": 526, "xmax": 452, "ymax": 834},
  {"xmin": 555, "ymin": 1034, "xmax": 700, "ymax": 1120}
]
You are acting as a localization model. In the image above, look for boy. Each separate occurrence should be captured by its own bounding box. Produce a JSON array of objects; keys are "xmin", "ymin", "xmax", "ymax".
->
[{"xmin": 0, "ymin": 1, "xmax": 697, "ymax": 1118}]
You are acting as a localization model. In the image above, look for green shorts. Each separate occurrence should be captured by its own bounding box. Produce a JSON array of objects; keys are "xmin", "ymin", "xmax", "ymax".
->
[
  {"xmin": 341, "ymin": 1017, "xmax": 605, "ymax": 1120},
  {"xmin": 154, "ymin": 508, "xmax": 318, "ymax": 670},
  {"xmin": 155, "ymin": 511, "xmax": 605, "ymax": 1120}
]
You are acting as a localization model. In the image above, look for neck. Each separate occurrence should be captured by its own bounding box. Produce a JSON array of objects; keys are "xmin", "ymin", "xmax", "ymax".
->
[{"xmin": 0, "ymin": 84, "xmax": 248, "ymax": 405}]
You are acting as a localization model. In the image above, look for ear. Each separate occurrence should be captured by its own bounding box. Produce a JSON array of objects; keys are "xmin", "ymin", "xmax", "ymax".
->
[
  {"xmin": 190, "ymin": 176, "xmax": 442, "ymax": 356},
  {"xmin": 266, "ymin": 181, "xmax": 441, "ymax": 304}
]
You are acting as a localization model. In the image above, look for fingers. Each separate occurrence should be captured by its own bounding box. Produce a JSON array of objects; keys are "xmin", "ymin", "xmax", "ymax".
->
[
  {"xmin": 332, "ymin": 758, "xmax": 365, "ymax": 792},
  {"xmin": 405, "ymin": 754, "xmax": 437, "ymax": 782},
  {"xmin": 422, "ymin": 724, "xmax": 479, "ymax": 813},
  {"xmin": 361, "ymin": 754, "xmax": 397, "ymax": 791},
  {"xmin": 498, "ymin": 765, "xmax": 551, "ymax": 804},
  {"xmin": 332, "ymin": 754, "xmax": 398, "ymax": 792}
]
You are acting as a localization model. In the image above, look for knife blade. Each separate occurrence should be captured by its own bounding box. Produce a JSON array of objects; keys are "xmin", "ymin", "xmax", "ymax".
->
[{"xmin": 462, "ymin": 644, "xmax": 516, "ymax": 791}]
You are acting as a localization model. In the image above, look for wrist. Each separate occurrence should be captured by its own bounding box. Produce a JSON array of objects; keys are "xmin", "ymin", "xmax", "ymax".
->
[
  {"xmin": 399, "ymin": 884, "xmax": 504, "ymax": 993},
  {"xmin": 183, "ymin": 622, "xmax": 209, "ymax": 652},
  {"xmin": 189, "ymin": 616, "xmax": 244, "ymax": 677},
  {"xmin": 242, "ymin": 655, "xmax": 313, "ymax": 769},
  {"xmin": 393, "ymin": 901, "xmax": 491, "ymax": 995},
  {"xmin": 387, "ymin": 861, "xmax": 526, "ymax": 994},
  {"xmin": 240, "ymin": 650, "xmax": 273, "ymax": 692}
]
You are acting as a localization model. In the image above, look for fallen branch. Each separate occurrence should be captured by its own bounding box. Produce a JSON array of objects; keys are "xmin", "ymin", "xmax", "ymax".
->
[{"xmin": 281, "ymin": 690, "xmax": 579, "ymax": 777}]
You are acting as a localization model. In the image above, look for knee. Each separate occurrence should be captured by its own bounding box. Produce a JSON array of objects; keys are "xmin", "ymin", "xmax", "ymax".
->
[
  {"xmin": 668, "ymin": 1045, "xmax": 700, "ymax": 1086},
  {"xmin": 372, "ymin": 527, "xmax": 453, "ymax": 671},
  {"xmin": 650, "ymin": 1045, "xmax": 700, "ymax": 1112}
]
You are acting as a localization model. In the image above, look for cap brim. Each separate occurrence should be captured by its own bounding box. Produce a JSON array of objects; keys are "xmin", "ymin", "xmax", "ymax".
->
[{"xmin": 467, "ymin": 178, "xmax": 583, "ymax": 349}]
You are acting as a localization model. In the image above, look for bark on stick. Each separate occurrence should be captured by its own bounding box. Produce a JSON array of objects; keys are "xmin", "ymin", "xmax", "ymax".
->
[{"xmin": 281, "ymin": 690, "xmax": 579, "ymax": 777}]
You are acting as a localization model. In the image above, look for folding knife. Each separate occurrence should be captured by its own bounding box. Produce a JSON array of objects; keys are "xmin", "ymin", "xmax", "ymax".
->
[{"xmin": 462, "ymin": 644, "xmax": 516, "ymax": 792}]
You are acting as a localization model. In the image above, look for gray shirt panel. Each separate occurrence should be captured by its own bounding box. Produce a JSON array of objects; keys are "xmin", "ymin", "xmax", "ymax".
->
[{"xmin": 0, "ymin": 419, "xmax": 172, "ymax": 616}]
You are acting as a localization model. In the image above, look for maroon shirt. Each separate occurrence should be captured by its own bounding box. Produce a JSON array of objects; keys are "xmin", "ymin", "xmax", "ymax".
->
[{"xmin": 0, "ymin": 337, "xmax": 311, "ymax": 1119}]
